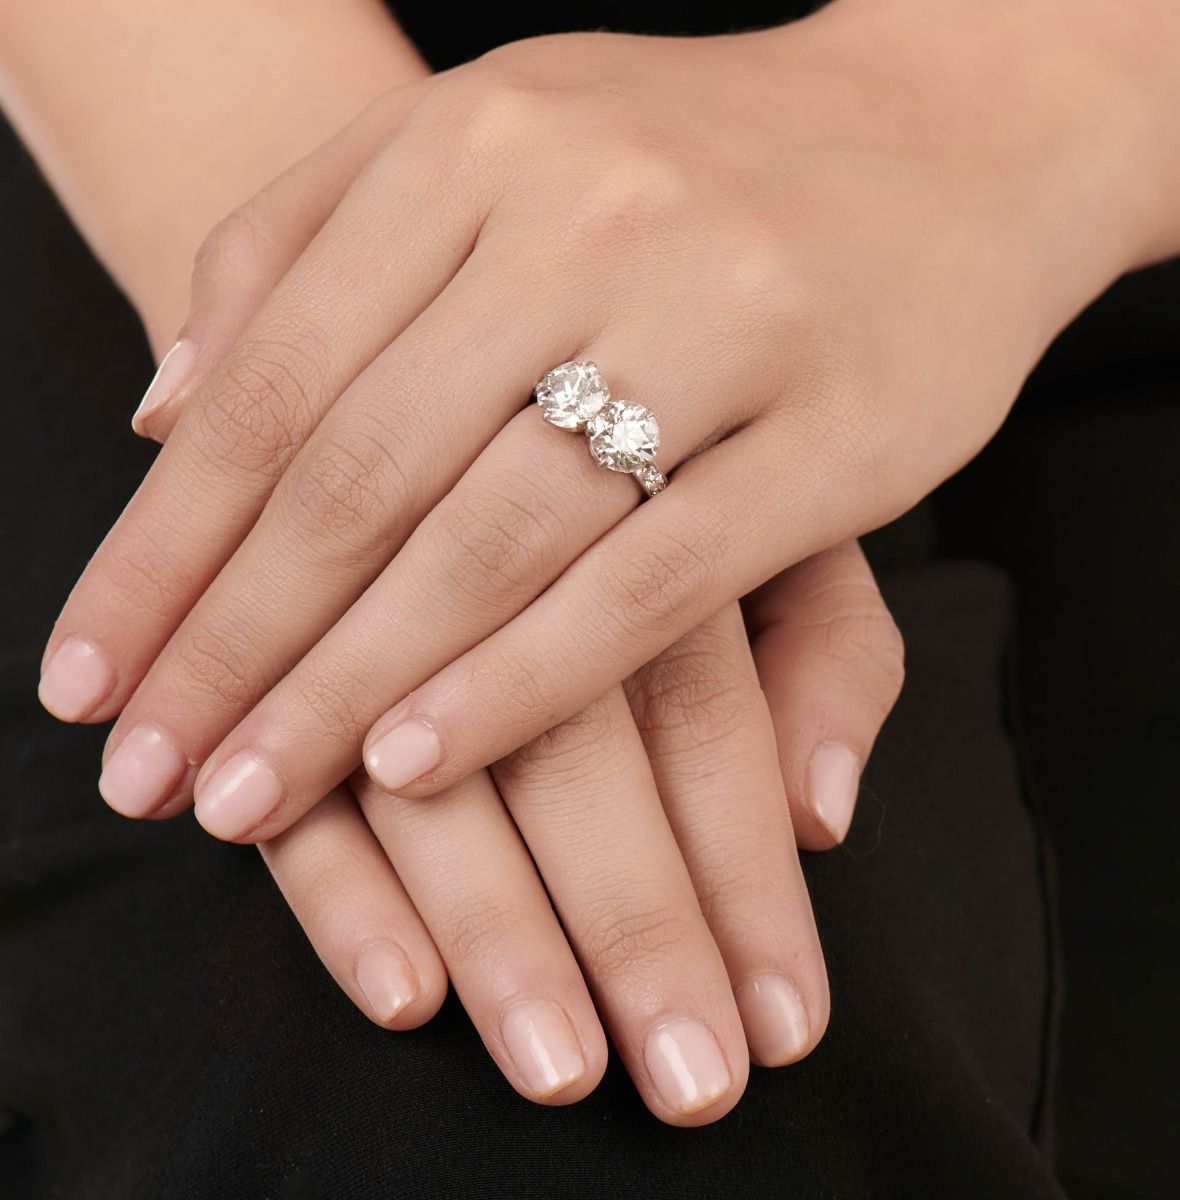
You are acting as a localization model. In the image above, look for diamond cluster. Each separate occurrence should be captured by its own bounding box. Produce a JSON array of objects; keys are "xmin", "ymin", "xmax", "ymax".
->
[{"xmin": 533, "ymin": 360, "xmax": 664, "ymax": 489}]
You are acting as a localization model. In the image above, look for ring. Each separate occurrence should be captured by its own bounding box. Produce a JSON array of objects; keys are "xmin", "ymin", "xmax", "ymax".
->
[{"xmin": 533, "ymin": 360, "xmax": 668, "ymax": 497}]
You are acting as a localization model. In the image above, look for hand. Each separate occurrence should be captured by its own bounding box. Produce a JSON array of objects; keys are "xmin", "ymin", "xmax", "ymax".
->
[
  {"xmin": 38, "ymin": 1, "xmax": 1171, "ymax": 845},
  {"xmin": 254, "ymin": 544, "xmax": 903, "ymax": 1124},
  {"xmin": 117, "ymin": 104, "xmax": 904, "ymax": 1124}
]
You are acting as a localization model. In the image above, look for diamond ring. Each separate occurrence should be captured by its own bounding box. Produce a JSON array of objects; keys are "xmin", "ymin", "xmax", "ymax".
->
[{"xmin": 533, "ymin": 360, "xmax": 668, "ymax": 497}]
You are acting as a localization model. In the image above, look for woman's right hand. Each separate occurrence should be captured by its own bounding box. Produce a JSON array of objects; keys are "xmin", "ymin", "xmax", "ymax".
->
[{"xmin": 255, "ymin": 541, "xmax": 903, "ymax": 1126}]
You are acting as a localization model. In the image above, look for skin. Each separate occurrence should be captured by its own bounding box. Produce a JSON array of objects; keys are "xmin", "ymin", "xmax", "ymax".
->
[
  {"xmin": 4, "ymin": 2, "xmax": 909, "ymax": 1125},
  {"xmin": 35, "ymin": 0, "xmax": 1180, "ymax": 846}
]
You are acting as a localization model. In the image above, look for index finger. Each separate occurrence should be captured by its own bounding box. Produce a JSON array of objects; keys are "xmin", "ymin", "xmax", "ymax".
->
[{"xmin": 37, "ymin": 76, "xmax": 469, "ymax": 738}]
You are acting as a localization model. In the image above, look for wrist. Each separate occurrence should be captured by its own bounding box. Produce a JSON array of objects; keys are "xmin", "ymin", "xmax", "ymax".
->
[
  {"xmin": 770, "ymin": 0, "xmax": 1179, "ymax": 336},
  {"xmin": 0, "ymin": 2, "xmax": 431, "ymax": 357}
]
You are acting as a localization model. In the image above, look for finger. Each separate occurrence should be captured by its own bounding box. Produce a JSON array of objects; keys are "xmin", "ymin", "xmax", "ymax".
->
[
  {"xmin": 100, "ymin": 232, "xmax": 599, "ymax": 823},
  {"xmin": 355, "ymin": 769, "xmax": 608, "ymax": 1106},
  {"xmin": 490, "ymin": 685, "xmax": 749, "ymax": 1125},
  {"xmin": 257, "ymin": 786, "xmax": 448, "ymax": 1029},
  {"xmin": 183, "ymin": 327, "xmax": 764, "ymax": 841},
  {"xmin": 132, "ymin": 82, "xmax": 432, "ymax": 443},
  {"xmin": 625, "ymin": 603, "xmax": 830, "ymax": 1067},
  {"xmin": 746, "ymin": 539, "xmax": 905, "ymax": 849},
  {"xmin": 37, "ymin": 73, "xmax": 479, "ymax": 730},
  {"xmin": 356, "ymin": 406, "xmax": 876, "ymax": 799}
]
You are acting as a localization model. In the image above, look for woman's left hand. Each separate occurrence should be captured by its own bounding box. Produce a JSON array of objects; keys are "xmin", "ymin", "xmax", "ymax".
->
[{"xmin": 38, "ymin": 1, "xmax": 1171, "ymax": 839}]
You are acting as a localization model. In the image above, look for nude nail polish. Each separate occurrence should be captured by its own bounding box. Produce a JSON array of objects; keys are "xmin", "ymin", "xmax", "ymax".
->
[
  {"xmin": 364, "ymin": 718, "xmax": 441, "ymax": 793},
  {"xmin": 807, "ymin": 741, "xmax": 860, "ymax": 843},
  {"xmin": 501, "ymin": 999, "xmax": 586, "ymax": 1099},
  {"xmin": 98, "ymin": 723, "xmax": 188, "ymax": 818},
  {"xmin": 735, "ymin": 973, "xmax": 810, "ymax": 1067},
  {"xmin": 354, "ymin": 942, "xmax": 419, "ymax": 1023},
  {"xmin": 132, "ymin": 338, "xmax": 196, "ymax": 435},
  {"xmin": 194, "ymin": 751, "xmax": 283, "ymax": 840},
  {"xmin": 38, "ymin": 635, "xmax": 115, "ymax": 722},
  {"xmin": 644, "ymin": 1018, "xmax": 732, "ymax": 1114}
]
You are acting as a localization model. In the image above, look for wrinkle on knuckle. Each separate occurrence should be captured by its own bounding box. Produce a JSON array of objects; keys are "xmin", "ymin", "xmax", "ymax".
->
[
  {"xmin": 438, "ymin": 896, "xmax": 519, "ymax": 970},
  {"xmin": 194, "ymin": 334, "xmax": 324, "ymax": 478},
  {"xmin": 286, "ymin": 663, "xmax": 378, "ymax": 747},
  {"xmin": 433, "ymin": 477, "xmax": 556, "ymax": 612},
  {"xmin": 498, "ymin": 702, "xmax": 612, "ymax": 788},
  {"xmin": 597, "ymin": 531, "xmax": 714, "ymax": 651},
  {"xmin": 800, "ymin": 599, "xmax": 906, "ymax": 714},
  {"xmin": 95, "ymin": 529, "xmax": 192, "ymax": 621},
  {"xmin": 480, "ymin": 645, "xmax": 565, "ymax": 736},
  {"xmin": 629, "ymin": 644, "xmax": 749, "ymax": 740},
  {"xmin": 578, "ymin": 896, "xmax": 686, "ymax": 983},
  {"xmin": 168, "ymin": 624, "xmax": 261, "ymax": 711},
  {"xmin": 285, "ymin": 422, "xmax": 405, "ymax": 546}
]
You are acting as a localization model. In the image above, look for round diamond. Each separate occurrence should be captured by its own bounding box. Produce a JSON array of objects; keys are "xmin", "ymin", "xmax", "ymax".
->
[
  {"xmin": 636, "ymin": 464, "xmax": 667, "ymax": 496},
  {"xmin": 587, "ymin": 402, "xmax": 660, "ymax": 473},
  {"xmin": 534, "ymin": 360, "xmax": 610, "ymax": 431}
]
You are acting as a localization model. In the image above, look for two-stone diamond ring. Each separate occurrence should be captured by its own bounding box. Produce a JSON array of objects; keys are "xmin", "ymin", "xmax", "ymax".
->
[{"xmin": 532, "ymin": 360, "xmax": 668, "ymax": 498}]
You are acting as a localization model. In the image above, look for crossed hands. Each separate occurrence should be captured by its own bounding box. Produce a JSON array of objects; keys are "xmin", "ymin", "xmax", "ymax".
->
[{"xmin": 37, "ymin": 2, "xmax": 1152, "ymax": 1125}]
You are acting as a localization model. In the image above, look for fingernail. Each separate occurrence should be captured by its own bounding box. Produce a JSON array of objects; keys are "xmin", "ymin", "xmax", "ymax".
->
[
  {"xmin": 98, "ymin": 723, "xmax": 188, "ymax": 818},
  {"xmin": 354, "ymin": 941, "xmax": 419, "ymax": 1023},
  {"xmin": 364, "ymin": 718, "xmax": 441, "ymax": 793},
  {"xmin": 735, "ymin": 973, "xmax": 810, "ymax": 1067},
  {"xmin": 132, "ymin": 338, "xmax": 196, "ymax": 435},
  {"xmin": 807, "ymin": 741, "xmax": 860, "ymax": 843},
  {"xmin": 501, "ymin": 999, "xmax": 586, "ymax": 1099},
  {"xmin": 644, "ymin": 1018, "xmax": 732, "ymax": 1115},
  {"xmin": 194, "ymin": 750, "xmax": 284, "ymax": 840},
  {"xmin": 38, "ymin": 636, "xmax": 115, "ymax": 722}
]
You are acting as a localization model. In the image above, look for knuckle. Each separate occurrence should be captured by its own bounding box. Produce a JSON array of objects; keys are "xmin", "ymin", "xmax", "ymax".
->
[
  {"xmin": 94, "ymin": 523, "xmax": 194, "ymax": 621},
  {"xmin": 191, "ymin": 206, "xmax": 279, "ymax": 301},
  {"xmin": 167, "ymin": 622, "xmax": 261, "ymax": 711},
  {"xmin": 286, "ymin": 662, "xmax": 382, "ymax": 747},
  {"xmin": 497, "ymin": 701, "xmax": 613, "ymax": 790},
  {"xmin": 628, "ymin": 642, "xmax": 750, "ymax": 743},
  {"xmin": 284, "ymin": 420, "xmax": 405, "ymax": 547},
  {"xmin": 597, "ymin": 530, "xmax": 716, "ymax": 650},
  {"xmin": 446, "ymin": 74, "xmax": 546, "ymax": 163},
  {"xmin": 437, "ymin": 896, "xmax": 520, "ymax": 971},
  {"xmin": 432, "ymin": 473, "xmax": 556, "ymax": 614},
  {"xmin": 565, "ymin": 155, "xmax": 693, "ymax": 255},
  {"xmin": 716, "ymin": 224, "xmax": 803, "ymax": 339},
  {"xmin": 481, "ymin": 644, "xmax": 565, "ymax": 736},
  {"xmin": 578, "ymin": 894, "xmax": 687, "ymax": 983},
  {"xmin": 811, "ymin": 595, "xmax": 906, "ymax": 717},
  {"xmin": 194, "ymin": 333, "xmax": 325, "ymax": 478}
]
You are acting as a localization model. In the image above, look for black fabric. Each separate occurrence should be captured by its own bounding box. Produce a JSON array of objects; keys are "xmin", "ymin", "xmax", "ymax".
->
[{"xmin": 1, "ymin": 6, "xmax": 1177, "ymax": 1195}]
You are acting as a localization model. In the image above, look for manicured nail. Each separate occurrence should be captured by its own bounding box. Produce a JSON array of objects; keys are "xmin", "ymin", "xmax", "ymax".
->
[
  {"xmin": 132, "ymin": 338, "xmax": 196, "ymax": 435},
  {"xmin": 38, "ymin": 636, "xmax": 115, "ymax": 722},
  {"xmin": 354, "ymin": 941, "xmax": 419, "ymax": 1023},
  {"xmin": 194, "ymin": 750, "xmax": 283, "ymax": 840},
  {"xmin": 735, "ymin": 973, "xmax": 810, "ymax": 1067},
  {"xmin": 644, "ymin": 1018, "xmax": 732, "ymax": 1115},
  {"xmin": 807, "ymin": 741, "xmax": 860, "ymax": 843},
  {"xmin": 364, "ymin": 718, "xmax": 441, "ymax": 793},
  {"xmin": 98, "ymin": 723, "xmax": 188, "ymax": 818},
  {"xmin": 501, "ymin": 999, "xmax": 586, "ymax": 1099}
]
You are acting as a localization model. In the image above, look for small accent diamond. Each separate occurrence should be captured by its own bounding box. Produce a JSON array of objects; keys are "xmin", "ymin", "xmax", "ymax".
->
[
  {"xmin": 533, "ymin": 360, "xmax": 610, "ymax": 431},
  {"xmin": 587, "ymin": 401, "xmax": 661, "ymax": 473},
  {"xmin": 636, "ymin": 464, "xmax": 667, "ymax": 496}
]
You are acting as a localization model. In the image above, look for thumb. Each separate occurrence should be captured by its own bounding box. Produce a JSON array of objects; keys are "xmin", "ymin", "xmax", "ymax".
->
[
  {"xmin": 131, "ymin": 76, "xmax": 435, "ymax": 443},
  {"xmin": 746, "ymin": 539, "xmax": 905, "ymax": 850}
]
